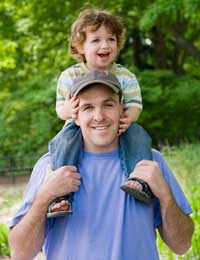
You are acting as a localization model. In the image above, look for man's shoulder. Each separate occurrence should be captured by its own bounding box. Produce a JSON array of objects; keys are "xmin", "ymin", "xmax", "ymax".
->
[
  {"xmin": 33, "ymin": 153, "xmax": 50, "ymax": 172},
  {"xmin": 152, "ymin": 149, "xmax": 164, "ymax": 162}
]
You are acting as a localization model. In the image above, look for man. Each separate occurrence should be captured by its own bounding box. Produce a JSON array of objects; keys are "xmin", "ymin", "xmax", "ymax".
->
[{"xmin": 9, "ymin": 71, "xmax": 194, "ymax": 260}]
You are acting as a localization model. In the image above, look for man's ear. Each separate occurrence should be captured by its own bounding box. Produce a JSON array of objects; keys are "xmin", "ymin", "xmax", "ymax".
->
[
  {"xmin": 75, "ymin": 118, "xmax": 80, "ymax": 126},
  {"xmin": 119, "ymin": 101, "xmax": 123, "ymax": 115}
]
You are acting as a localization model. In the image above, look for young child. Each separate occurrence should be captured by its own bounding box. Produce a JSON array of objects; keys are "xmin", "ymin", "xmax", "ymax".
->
[{"xmin": 47, "ymin": 7, "xmax": 153, "ymax": 218}]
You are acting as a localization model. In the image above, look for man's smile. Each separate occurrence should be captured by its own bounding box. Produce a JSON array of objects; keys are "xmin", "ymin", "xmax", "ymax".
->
[{"xmin": 91, "ymin": 125, "xmax": 110, "ymax": 131}]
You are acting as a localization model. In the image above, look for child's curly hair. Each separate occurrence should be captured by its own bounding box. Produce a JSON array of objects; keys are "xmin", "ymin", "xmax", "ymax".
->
[{"xmin": 69, "ymin": 8, "xmax": 126, "ymax": 62}]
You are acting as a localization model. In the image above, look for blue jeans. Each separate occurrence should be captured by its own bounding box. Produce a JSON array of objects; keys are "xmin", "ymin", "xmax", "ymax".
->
[{"xmin": 48, "ymin": 122, "xmax": 152, "ymax": 202}]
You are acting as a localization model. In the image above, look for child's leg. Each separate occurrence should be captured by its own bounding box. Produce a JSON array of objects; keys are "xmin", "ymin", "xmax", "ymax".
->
[
  {"xmin": 47, "ymin": 122, "xmax": 82, "ymax": 218},
  {"xmin": 119, "ymin": 123, "xmax": 154, "ymax": 204},
  {"xmin": 49, "ymin": 122, "xmax": 82, "ymax": 170}
]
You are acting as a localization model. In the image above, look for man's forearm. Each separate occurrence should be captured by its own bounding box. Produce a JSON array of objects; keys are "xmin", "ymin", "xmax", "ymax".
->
[
  {"xmin": 9, "ymin": 194, "xmax": 48, "ymax": 260},
  {"xmin": 158, "ymin": 191, "xmax": 194, "ymax": 255}
]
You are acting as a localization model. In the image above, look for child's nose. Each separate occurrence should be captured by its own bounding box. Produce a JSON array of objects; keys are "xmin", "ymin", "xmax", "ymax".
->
[{"xmin": 101, "ymin": 40, "xmax": 109, "ymax": 48}]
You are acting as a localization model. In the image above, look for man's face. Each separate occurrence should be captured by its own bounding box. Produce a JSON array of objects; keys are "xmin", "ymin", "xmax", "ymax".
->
[{"xmin": 75, "ymin": 84, "xmax": 123, "ymax": 153}]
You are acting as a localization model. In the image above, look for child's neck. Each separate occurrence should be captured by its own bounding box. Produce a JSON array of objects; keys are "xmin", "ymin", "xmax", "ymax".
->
[{"xmin": 84, "ymin": 62, "xmax": 114, "ymax": 72}]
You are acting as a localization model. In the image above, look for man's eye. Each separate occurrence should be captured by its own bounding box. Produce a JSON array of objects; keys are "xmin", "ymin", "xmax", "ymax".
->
[
  {"xmin": 83, "ymin": 106, "xmax": 92, "ymax": 111},
  {"xmin": 105, "ymin": 103, "xmax": 114, "ymax": 107}
]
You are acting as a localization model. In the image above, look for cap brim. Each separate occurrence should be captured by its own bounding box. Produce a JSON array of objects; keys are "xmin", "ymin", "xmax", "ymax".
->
[{"xmin": 73, "ymin": 79, "xmax": 120, "ymax": 96}]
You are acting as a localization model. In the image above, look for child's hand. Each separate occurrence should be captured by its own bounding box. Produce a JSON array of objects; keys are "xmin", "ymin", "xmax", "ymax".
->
[
  {"xmin": 70, "ymin": 95, "xmax": 79, "ymax": 119},
  {"xmin": 118, "ymin": 109, "xmax": 132, "ymax": 135},
  {"xmin": 64, "ymin": 94, "xmax": 79, "ymax": 119}
]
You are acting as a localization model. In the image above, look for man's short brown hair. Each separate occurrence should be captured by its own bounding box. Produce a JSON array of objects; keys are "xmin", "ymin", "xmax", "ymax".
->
[{"xmin": 69, "ymin": 8, "xmax": 126, "ymax": 62}]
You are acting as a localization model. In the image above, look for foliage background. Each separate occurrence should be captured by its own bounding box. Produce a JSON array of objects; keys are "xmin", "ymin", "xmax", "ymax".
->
[{"xmin": 1, "ymin": 0, "xmax": 200, "ymax": 157}]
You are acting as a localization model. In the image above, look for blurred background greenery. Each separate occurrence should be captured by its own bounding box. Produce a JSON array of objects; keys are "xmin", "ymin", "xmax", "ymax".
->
[{"xmin": 1, "ymin": 0, "xmax": 200, "ymax": 156}]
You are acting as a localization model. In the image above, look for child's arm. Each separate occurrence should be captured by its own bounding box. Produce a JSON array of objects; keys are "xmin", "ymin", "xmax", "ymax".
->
[
  {"xmin": 118, "ymin": 107, "xmax": 142, "ymax": 135},
  {"xmin": 56, "ymin": 92, "xmax": 79, "ymax": 121},
  {"xmin": 56, "ymin": 70, "xmax": 80, "ymax": 121},
  {"xmin": 118, "ymin": 67, "xmax": 143, "ymax": 135}
]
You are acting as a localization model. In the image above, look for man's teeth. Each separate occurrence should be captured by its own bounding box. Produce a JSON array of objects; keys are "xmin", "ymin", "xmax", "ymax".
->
[{"xmin": 94, "ymin": 126, "xmax": 107, "ymax": 130}]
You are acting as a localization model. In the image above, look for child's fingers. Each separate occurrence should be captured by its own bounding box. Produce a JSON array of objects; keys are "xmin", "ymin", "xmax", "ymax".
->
[
  {"xmin": 72, "ymin": 97, "xmax": 79, "ymax": 107},
  {"xmin": 120, "ymin": 117, "xmax": 129, "ymax": 124},
  {"xmin": 72, "ymin": 106, "xmax": 79, "ymax": 115},
  {"xmin": 118, "ymin": 121, "xmax": 129, "ymax": 135},
  {"xmin": 72, "ymin": 106, "xmax": 79, "ymax": 119},
  {"xmin": 119, "ymin": 121, "xmax": 129, "ymax": 128},
  {"xmin": 118, "ymin": 128, "xmax": 126, "ymax": 135}
]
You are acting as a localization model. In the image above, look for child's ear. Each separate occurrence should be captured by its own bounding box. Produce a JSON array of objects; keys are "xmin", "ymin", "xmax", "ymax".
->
[{"xmin": 77, "ymin": 44, "xmax": 84, "ymax": 54}]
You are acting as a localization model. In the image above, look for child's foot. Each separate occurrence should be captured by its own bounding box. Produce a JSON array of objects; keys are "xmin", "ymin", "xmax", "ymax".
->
[
  {"xmin": 125, "ymin": 179, "xmax": 142, "ymax": 190},
  {"xmin": 51, "ymin": 199, "xmax": 71, "ymax": 212},
  {"xmin": 47, "ymin": 198, "xmax": 73, "ymax": 218},
  {"xmin": 120, "ymin": 177, "xmax": 153, "ymax": 204}
]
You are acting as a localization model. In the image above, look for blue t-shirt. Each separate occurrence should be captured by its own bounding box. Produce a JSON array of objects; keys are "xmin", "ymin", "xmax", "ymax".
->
[{"xmin": 10, "ymin": 149, "xmax": 192, "ymax": 260}]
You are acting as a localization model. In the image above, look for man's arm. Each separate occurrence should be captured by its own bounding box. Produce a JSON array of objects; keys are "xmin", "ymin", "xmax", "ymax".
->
[
  {"xmin": 9, "ymin": 193, "xmax": 48, "ymax": 260},
  {"xmin": 158, "ymin": 189, "xmax": 194, "ymax": 255},
  {"xmin": 9, "ymin": 165, "xmax": 81, "ymax": 260},
  {"xmin": 131, "ymin": 160, "xmax": 194, "ymax": 255}
]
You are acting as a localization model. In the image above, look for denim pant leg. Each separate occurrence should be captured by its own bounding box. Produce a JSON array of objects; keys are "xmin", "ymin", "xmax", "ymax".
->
[
  {"xmin": 48, "ymin": 121, "xmax": 82, "ymax": 202},
  {"xmin": 119, "ymin": 123, "xmax": 152, "ymax": 177}
]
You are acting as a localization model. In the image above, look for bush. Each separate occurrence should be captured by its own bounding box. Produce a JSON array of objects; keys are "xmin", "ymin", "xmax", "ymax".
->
[{"xmin": 137, "ymin": 70, "xmax": 200, "ymax": 146}]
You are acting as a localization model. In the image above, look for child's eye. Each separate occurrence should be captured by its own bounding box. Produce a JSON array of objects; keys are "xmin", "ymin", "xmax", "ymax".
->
[
  {"xmin": 91, "ymin": 38, "xmax": 99, "ymax": 43},
  {"xmin": 108, "ymin": 37, "xmax": 116, "ymax": 42}
]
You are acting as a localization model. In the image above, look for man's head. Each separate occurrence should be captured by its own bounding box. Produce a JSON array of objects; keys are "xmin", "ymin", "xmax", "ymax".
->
[
  {"xmin": 73, "ymin": 71, "xmax": 123, "ymax": 153},
  {"xmin": 69, "ymin": 8, "xmax": 126, "ymax": 63}
]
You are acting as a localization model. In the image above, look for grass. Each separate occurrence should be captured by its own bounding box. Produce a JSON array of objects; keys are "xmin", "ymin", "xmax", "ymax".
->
[
  {"xmin": 158, "ymin": 143, "xmax": 200, "ymax": 260},
  {"xmin": 0, "ymin": 183, "xmax": 26, "ymax": 213}
]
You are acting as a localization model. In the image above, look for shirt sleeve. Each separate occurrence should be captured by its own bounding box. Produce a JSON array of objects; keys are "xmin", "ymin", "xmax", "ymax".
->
[
  {"xmin": 152, "ymin": 149, "xmax": 192, "ymax": 228},
  {"xmin": 116, "ymin": 65, "xmax": 143, "ymax": 110},
  {"xmin": 56, "ymin": 71, "xmax": 74, "ymax": 111},
  {"xmin": 9, "ymin": 153, "xmax": 50, "ymax": 228},
  {"xmin": 123, "ymin": 75, "xmax": 143, "ymax": 110}
]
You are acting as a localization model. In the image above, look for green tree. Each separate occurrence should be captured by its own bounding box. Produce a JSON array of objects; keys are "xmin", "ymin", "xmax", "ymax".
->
[{"xmin": 0, "ymin": 0, "xmax": 200, "ymax": 157}]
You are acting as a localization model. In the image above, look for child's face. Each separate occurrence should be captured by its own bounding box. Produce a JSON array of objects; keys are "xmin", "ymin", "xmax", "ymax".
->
[{"xmin": 79, "ymin": 25, "xmax": 118, "ymax": 71}]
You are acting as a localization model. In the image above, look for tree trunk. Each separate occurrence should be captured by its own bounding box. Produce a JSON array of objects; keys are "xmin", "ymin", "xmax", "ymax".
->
[
  {"xmin": 151, "ymin": 25, "xmax": 168, "ymax": 69},
  {"xmin": 171, "ymin": 43, "xmax": 185, "ymax": 75},
  {"xmin": 131, "ymin": 28, "xmax": 143, "ymax": 69}
]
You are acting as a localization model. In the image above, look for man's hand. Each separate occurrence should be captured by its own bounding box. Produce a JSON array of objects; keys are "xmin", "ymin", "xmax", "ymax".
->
[
  {"xmin": 129, "ymin": 160, "xmax": 170, "ymax": 201},
  {"xmin": 38, "ymin": 165, "xmax": 81, "ymax": 204},
  {"xmin": 129, "ymin": 159, "xmax": 194, "ymax": 254}
]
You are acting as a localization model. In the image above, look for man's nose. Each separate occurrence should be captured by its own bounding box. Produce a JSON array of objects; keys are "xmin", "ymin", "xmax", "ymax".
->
[{"xmin": 93, "ymin": 108, "xmax": 104, "ymax": 121}]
